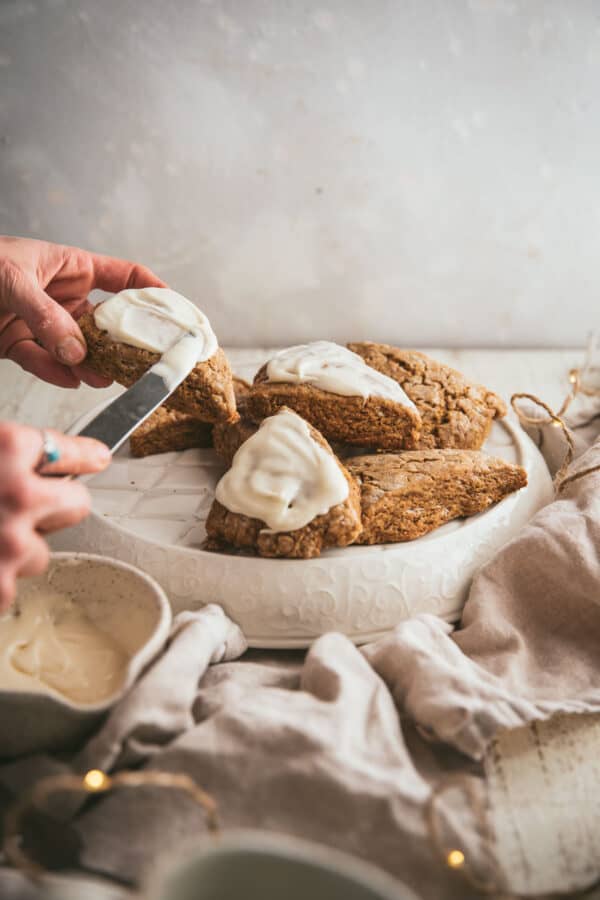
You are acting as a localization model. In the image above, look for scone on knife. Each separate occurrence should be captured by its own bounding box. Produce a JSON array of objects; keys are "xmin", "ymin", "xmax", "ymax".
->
[
  {"xmin": 79, "ymin": 287, "xmax": 238, "ymax": 423},
  {"xmin": 244, "ymin": 341, "xmax": 422, "ymax": 451},
  {"xmin": 205, "ymin": 408, "xmax": 362, "ymax": 559},
  {"xmin": 130, "ymin": 376, "xmax": 251, "ymax": 458},
  {"xmin": 347, "ymin": 451, "xmax": 527, "ymax": 544},
  {"xmin": 348, "ymin": 342, "xmax": 506, "ymax": 450}
]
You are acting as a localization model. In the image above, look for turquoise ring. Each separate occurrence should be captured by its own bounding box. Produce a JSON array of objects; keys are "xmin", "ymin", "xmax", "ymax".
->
[{"xmin": 37, "ymin": 430, "xmax": 61, "ymax": 469}]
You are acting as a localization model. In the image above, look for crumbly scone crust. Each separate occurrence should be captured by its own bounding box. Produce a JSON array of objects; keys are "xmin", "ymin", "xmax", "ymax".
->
[
  {"xmin": 129, "ymin": 407, "xmax": 213, "ymax": 458},
  {"xmin": 79, "ymin": 312, "xmax": 238, "ymax": 423},
  {"xmin": 212, "ymin": 413, "xmax": 258, "ymax": 466},
  {"xmin": 244, "ymin": 364, "xmax": 421, "ymax": 451},
  {"xmin": 130, "ymin": 373, "xmax": 251, "ymax": 459},
  {"xmin": 232, "ymin": 375, "xmax": 251, "ymax": 398},
  {"xmin": 347, "ymin": 450, "xmax": 527, "ymax": 544},
  {"xmin": 347, "ymin": 343, "xmax": 506, "ymax": 450},
  {"xmin": 205, "ymin": 416, "xmax": 363, "ymax": 558}
]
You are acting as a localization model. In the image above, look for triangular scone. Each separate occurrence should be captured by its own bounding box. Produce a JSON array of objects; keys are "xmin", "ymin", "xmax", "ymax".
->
[
  {"xmin": 79, "ymin": 311, "xmax": 237, "ymax": 423},
  {"xmin": 347, "ymin": 451, "xmax": 527, "ymax": 544},
  {"xmin": 348, "ymin": 343, "xmax": 506, "ymax": 450},
  {"xmin": 206, "ymin": 409, "xmax": 363, "ymax": 558},
  {"xmin": 245, "ymin": 343, "xmax": 421, "ymax": 451},
  {"xmin": 213, "ymin": 416, "xmax": 257, "ymax": 467},
  {"xmin": 131, "ymin": 375, "xmax": 251, "ymax": 459},
  {"xmin": 212, "ymin": 387, "xmax": 258, "ymax": 466},
  {"xmin": 129, "ymin": 407, "xmax": 213, "ymax": 458}
]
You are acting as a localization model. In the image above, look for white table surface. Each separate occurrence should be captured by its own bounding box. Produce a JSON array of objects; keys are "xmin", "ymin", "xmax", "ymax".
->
[{"xmin": 2, "ymin": 346, "xmax": 600, "ymax": 899}]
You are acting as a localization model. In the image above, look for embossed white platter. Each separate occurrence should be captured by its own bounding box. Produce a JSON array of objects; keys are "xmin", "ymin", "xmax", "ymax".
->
[{"xmin": 51, "ymin": 402, "xmax": 553, "ymax": 648}]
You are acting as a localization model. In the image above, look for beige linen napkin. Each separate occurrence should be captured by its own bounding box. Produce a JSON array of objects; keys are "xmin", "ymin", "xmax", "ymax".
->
[
  {"xmin": 364, "ymin": 435, "xmax": 600, "ymax": 760},
  {"xmin": 75, "ymin": 634, "xmax": 482, "ymax": 900}
]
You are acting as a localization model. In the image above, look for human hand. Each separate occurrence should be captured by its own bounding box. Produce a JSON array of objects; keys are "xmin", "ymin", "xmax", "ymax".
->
[
  {"xmin": 0, "ymin": 421, "xmax": 111, "ymax": 611},
  {"xmin": 0, "ymin": 235, "xmax": 165, "ymax": 388}
]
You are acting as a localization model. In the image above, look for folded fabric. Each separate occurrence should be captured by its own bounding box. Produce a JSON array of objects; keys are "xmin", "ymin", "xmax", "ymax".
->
[
  {"xmin": 363, "ymin": 435, "xmax": 600, "ymax": 760},
  {"xmin": 75, "ymin": 634, "xmax": 482, "ymax": 900},
  {"xmin": 75, "ymin": 605, "xmax": 247, "ymax": 774}
]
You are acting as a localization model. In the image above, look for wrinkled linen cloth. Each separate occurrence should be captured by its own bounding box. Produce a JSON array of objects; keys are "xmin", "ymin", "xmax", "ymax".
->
[{"xmin": 1, "ymin": 429, "xmax": 599, "ymax": 899}]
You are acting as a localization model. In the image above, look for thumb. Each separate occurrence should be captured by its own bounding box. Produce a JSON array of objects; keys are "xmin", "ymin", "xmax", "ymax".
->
[{"xmin": 0, "ymin": 264, "xmax": 86, "ymax": 366}]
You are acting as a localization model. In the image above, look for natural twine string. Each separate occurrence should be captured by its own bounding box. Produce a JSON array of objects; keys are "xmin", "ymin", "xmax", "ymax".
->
[
  {"xmin": 510, "ymin": 362, "xmax": 600, "ymax": 493},
  {"xmin": 2, "ymin": 768, "xmax": 218, "ymax": 883},
  {"xmin": 425, "ymin": 775, "xmax": 505, "ymax": 895}
]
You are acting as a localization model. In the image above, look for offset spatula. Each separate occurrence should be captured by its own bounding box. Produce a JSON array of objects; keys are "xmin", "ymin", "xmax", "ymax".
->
[{"xmin": 76, "ymin": 333, "xmax": 200, "ymax": 454}]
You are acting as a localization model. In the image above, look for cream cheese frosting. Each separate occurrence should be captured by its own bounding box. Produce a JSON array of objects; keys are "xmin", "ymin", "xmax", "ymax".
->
[
  {"xmin": 215, "ymin": 409, "xmax": 349, "ymax": 532},
  {"xmin": 0, "ymin": 586, "xmax": 129, "ymax": 704},
  {"xmin": 94, "ymin": 287, "xmax": 218, "ymax": 363},
  {"xmin": 265, "ymin": 341, "xmax": 416, "ymax": 406}
]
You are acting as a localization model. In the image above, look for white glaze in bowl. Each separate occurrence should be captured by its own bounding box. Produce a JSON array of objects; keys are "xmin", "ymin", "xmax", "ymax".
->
[
  {"xmin": 0, "ymin": 553, "xmax": 171, "ymax": 758},
  {"xmin": 52, "ymin": 402, "xmax": 553, "ymax": 649}
]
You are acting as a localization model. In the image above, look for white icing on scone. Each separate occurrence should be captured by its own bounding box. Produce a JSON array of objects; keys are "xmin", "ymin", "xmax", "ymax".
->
[
  {"xmin": 215, "ymin": 409, "xmax": 349, "ymax": 532},
  {"xmin": 265, "ymin": 341, "xmax": 415, "ymax": 406},
  {"xmin": 94, "ymin": 287, "xmax": 217, "ymax": 363}
]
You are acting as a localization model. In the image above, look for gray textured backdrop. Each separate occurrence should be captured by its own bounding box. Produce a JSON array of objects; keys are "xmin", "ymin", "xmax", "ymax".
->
[{"xmin": 1, "ymin": 0, "xmax": 599, "ymax": 347}]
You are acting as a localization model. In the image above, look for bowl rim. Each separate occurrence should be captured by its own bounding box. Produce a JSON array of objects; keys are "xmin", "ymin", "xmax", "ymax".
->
[
  {"xmin": 0, "ymin": 551, "xmax": 172, "ymax": 712},
  {"xmin": 147, "ymin": 828, "xmax": 416, "ymax": 900}
]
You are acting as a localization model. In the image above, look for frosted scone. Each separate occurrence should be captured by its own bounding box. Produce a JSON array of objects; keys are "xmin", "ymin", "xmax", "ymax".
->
[
  {"xmin": 206, "ymin": 408, "xmax": 362, "ymax": 558},
  {"xmin": 129, "ymin": 407, "xmax": 213, "ymax": 458},
  {"xmin": 79, "ymin": 288, "xmax": 237, "ymax": 422},
  {"xmin": 347, "ymin": 451, "xmax": 527, "ymax": 544},
  {"xmin": 348, "ymin": 343, "xmax": 506, "ymax": 450},
  {"xmin": 212, "ymin": 413, "xmax": 257, "ymax": 467},
  {"xmin": 244, "ymin": 342, "xmax": 422, "ymax": 450},
  {"xmin": 212, "ymin": 388, "xmax": 258, "ymax": 466},
  {"xmin": 130, "ymin": 375, "xmax": 251, "ymax": 458}
]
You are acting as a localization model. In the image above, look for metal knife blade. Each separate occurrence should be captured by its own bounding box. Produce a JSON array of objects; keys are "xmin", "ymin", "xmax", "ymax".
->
[{"xmin": 76, "ymin": 333, "xmax": 200, "ymax": 453}]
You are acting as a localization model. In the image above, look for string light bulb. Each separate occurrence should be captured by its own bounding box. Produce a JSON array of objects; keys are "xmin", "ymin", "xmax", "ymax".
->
[
  {"xmin": 83, "ymin": 769, "xmax": 110, "ymax": 792},
  {"xmin": 446, "ymin": 849, "xmax": 465, "ymax": 869}
]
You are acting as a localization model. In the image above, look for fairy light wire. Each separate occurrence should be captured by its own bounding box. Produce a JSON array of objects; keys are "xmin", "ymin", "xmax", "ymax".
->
[
  {"xmin": 510, "ymin": 347, "xmax": 600, "ymax": 493},
  {"xmin": 2, "ymin": 769, "xmax": 218, "ymax": 881}
]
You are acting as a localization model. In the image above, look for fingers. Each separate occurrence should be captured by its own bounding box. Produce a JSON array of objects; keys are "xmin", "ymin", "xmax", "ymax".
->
[
  {"xmin": 71, "ymin": 364, "xmax": 113, "ymax": 388},
  {"xmin": 0, "ymin": 431, "xmax": 100, "ymax": 611},
  {"xmin": 0, "ymin": 314, "xmax": 30, "ymax": 357},
  {"xmin": 1, "ymin": 303, "xmax": 110, "ymax": 388},
  {"xmin": 7, "ymin": 340, "xmax": 81, "ymax": 388},
  {"xmin": 0, "ymin": 568, "xmax": 18, "ymax": 612},
  {"xmin": 0, "ymin": 517, "xmax": 49, "ymax": 612},
  {"xmin": 0, "ymin": 261, "xmax": 87, "ymax": 366},
  {"xmin": 0, "ymin": 422, "xmax": 111, "ymax": 474},
  {"xmin": 37, "ymin": 429, "xmax": 111, "ymax": 476},
  {"xmin": 36, "ymin": 488, "xmax": 91, "ymax": 533},
  {"xmin": 71, "ymin": 299, "xmax": 95, "ymax": 320},
  {"xmin": 14, "ymin": 532, "xmax": 50, "ymax": 577},
  {"xmin": 89, "ymin": 253, "xmax": 166, "ymax": 293},
  {"xmin": 35, "ymin": 479, "xmax": 92, "ymax": 532},
  {"xmin": 0, "ymin": 477, "xmax": 91, "ymax": 611}
]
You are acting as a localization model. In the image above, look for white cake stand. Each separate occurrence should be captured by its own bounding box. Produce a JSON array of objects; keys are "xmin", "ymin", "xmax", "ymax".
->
[{"xmin": 51, "ymin": 404, "xmax": 553, "ymax": 648}]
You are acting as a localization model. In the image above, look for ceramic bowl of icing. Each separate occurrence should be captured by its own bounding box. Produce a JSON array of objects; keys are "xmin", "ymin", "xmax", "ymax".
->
[{"xmin": 0, "ymin": 552, "xmax": 171, "ymax": 759}]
